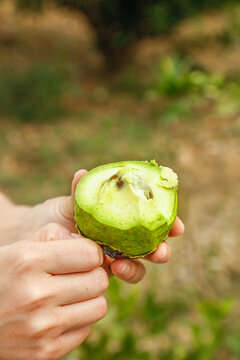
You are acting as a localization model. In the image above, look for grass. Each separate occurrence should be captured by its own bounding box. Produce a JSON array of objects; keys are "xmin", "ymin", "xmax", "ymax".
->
[{"xmin": 66, "ymin": 278, "xmax": 239, "ymax": 360}]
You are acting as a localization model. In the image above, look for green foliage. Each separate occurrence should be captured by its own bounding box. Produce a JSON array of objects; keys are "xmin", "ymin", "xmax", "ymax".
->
[
  {"xmin": 152, "ymin": 55, "xmax": 224, "ymax": 97},
  {"xmin": 15, "ymin": 0, "xmax": 239, "ymax": 70},
  {"xmin": 227, "ymin": 330, "xmax": 240, "ymax": 357},
  {"xmin": 219, "ymin": 11, "xmax": 240, "ymax": 46},
  {"xmin": 68, "ymin": 278, "xmax": 150, "ymax": 360},
  {"xmin": 0, "ymin": 65, "xmax": 65, "ymax": 122},
  {"xmin": 64, "ymin": 278, "xmax": 238, "ymax": 360},
  {"xmin": 182, "ymin": 298, "xmax": 235, "ymax": 360},
  {"xmin": 160, "ymin": 103, "xmax": 193, "ymax": 124},
  {"xmin": 146, "ymin": 0, "xmax": 239, "ymax": 36}
]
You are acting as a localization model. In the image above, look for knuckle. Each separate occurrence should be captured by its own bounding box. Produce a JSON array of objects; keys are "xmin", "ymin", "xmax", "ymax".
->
[
  {"xmin": 13, "ymin": 244, "xmax": 39, "ymax": 273},
  {"xmin": 33, "ymin": 344, "xmax": 58, "ymax": 360},
  {"xmin": 31, "ymin": 328, "xmax": 90, "ymax": 360},
  {"xmin": 49, "ymin": 340, "xmax": 65, "ymax": 360},
  {"xmin": 96, "ymin": 295, "xmax": 108, "ymax": 320},
  {"xmin": 42, "ymin": 345, "xmax": 59, "ymax": 360},
  {"xmin": 26, "ymin": 317, "xmax": 44, "ymax": 339},
  {"xmin": 27, "ymin": 315, "xmax": 58, "ymax": 340},
  {"xmin": 95, "ymin": 267, "xmax": 109, "ymax": 292},
  {"xmin": 54, "ymin": 326, "xmax": 90, "ymax": 358},
  {"xmin": 20, "ymin": 285, "xmax": 40, "ymax": 307},
  {"xmin": 87, "ymin": 242, "xmax": 103, "ymax": 267},
  {"xmin": 48, "ymin": 308, "xmax": 63, "ymax": 332},
  {"xmin": 42, "ymin": 222, "xmax": 63, "ymax": 240},
  {"xmin": 20, "ymin": 284, "xmax": 51, "ymax": 310}
]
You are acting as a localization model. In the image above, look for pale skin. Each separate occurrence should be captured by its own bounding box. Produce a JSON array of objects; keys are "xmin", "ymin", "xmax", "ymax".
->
[{"xmin": 0, "ymin": 169, "xmax": 184, "ymax": 360}]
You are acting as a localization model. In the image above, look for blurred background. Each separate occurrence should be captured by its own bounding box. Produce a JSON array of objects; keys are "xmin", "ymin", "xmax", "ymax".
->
[{"xmin": 0, "ymin": 0, "xmax": 240, "ymax": 359}]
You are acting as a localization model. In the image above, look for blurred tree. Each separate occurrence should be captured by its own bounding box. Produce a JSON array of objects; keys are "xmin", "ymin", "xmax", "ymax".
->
[{"xmin": 16, "ymin": 0, "xmax": 237, "ymax": 71}]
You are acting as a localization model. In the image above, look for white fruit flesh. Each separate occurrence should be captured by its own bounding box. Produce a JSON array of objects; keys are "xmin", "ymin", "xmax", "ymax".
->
[{"xmin": 75, "ymin": 161, "xmax": 178, "ymax": 231}]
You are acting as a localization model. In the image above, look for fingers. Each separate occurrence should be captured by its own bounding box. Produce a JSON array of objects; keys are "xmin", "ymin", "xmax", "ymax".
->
[
  {"xmin": 169, "ymin": 216, "xmax": 185, "ymax": 237},
  {"xmin": 104, "ymin": 240, "xmax": 172, "ymax": 283},
  {"xmin": 28, "ymin": 223, "xmax": 103, "ymax": 274},
  {"xmin": 144, "ymin": 217, "xmax": 183, "ymax": 264},
  {"xmin": 110, "ymin": 259, "xmax": 146, "ymax": 284},
  {"xmin": 58, "ymin": 295, "xmax": 108, "ymax": 332},
  {"xmin": 109, "ymin": 240, "xmax": 172, "ymax": 283},
  {"xmin": 145, "ymin": 241, "xmax": 171, "ymax": 263},
  {"xmin": 55, "ymin": 326, "xmax": 90, "ymax": 359},
  {"xmin": 51, "ymin": 267, "xmax": 109, "ymax": 305},
  {"xmin": 39, "ymin": 238, "xmax": 103, "ymax": 275}
]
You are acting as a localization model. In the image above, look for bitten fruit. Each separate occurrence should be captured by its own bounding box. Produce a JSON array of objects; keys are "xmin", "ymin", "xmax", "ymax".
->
[{"xmin": 74, "ymin": 160, "xmax": 178, "ymax": 258}]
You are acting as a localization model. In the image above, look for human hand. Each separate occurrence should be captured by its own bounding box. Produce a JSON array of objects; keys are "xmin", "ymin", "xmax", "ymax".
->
[
  {"xmin": 17, "ymin": 170, "xmax": 89, "ymax": 242},
  {"xmin": 17, "ymin": 169, "xmax": 184, "ymax": 285},
  {"xmin": 0, "ymin": 223, "xmax": 108, "ymax": 360}
]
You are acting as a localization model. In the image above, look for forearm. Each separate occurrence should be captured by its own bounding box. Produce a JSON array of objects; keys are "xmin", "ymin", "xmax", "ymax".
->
[{"xmin": 0, "ymin": 192, "xmax": 31, "ymax": 245}]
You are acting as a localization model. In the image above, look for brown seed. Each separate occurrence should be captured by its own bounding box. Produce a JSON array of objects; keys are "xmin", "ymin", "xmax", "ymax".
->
[
  {"xmin": 149, "ymin": 190, "xmax": 153, "ymax": 199},
  {"xmin": 117, "ymin": 180, "xmax": 124, "ymax": 189},
  {"xmin": 110, "ymin": 174, "xmax": 118, "ymax": 180}
]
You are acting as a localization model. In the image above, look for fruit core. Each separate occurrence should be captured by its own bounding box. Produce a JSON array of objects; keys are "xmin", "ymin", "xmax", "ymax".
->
[{"xmin": 103, "ymin": 169, "xmax": 154, "ymax": 202}]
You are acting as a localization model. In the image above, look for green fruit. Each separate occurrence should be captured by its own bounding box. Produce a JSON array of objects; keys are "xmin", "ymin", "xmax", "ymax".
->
[{"xmin": 74, "ymin": 160, "xmax": 178, "ymax": 259}]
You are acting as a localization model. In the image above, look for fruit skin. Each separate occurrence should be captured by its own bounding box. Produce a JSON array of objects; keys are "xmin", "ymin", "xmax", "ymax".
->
[
  {"xmin": 74, "ymin": 200, "xmax": 177, "ymax": 258},
  {"xmin": 74, "ymin": 160, "xmax": 178, "ymax": 259}
]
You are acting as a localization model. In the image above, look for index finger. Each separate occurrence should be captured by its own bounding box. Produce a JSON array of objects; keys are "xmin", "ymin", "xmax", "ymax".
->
[
  {"xmin": 27, "ymin": 223, "xmax": 103, "ymax": 274},
  {"xmin": 37, "ymin": 237, "xmax": 103, "ymax": 274}
]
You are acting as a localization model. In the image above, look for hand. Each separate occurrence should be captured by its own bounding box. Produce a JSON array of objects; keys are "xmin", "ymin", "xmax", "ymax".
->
[
  {"xmin": 0, "ymin": 223, "xmax": 108, "ymax": 360},
  {"xmin": 17, "ymin": 170, "xmax": 89, "ymax": 242},
  {"xmin": 14, "ymin": 169, "xmax": 184, "ymax": 285}
]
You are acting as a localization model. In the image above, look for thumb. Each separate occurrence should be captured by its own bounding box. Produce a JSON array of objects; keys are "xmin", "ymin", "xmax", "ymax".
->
[
  {"xmin": 43, "ymin": 169, "xmax": 88, "ymax": 229},
  {"xmin": 71, "ymin": 169, "xmax": 88, "ymax": 198},
  {"xmin": 58, "ymin": 169, "xmax": 88, "ymax": 220}
]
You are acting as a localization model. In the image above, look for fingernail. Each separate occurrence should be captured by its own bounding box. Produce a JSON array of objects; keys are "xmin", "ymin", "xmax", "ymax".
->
[
  {"xmin": 119, "ymin": 262, "xmax": 130, "ymax": 275},
  {"xmin": 158, "ymin": 245, "xmax": 168, "ymax": 261},
  {"xmin": 71, "ymin": 232, "xmax": 81, "ymax": 238}
]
